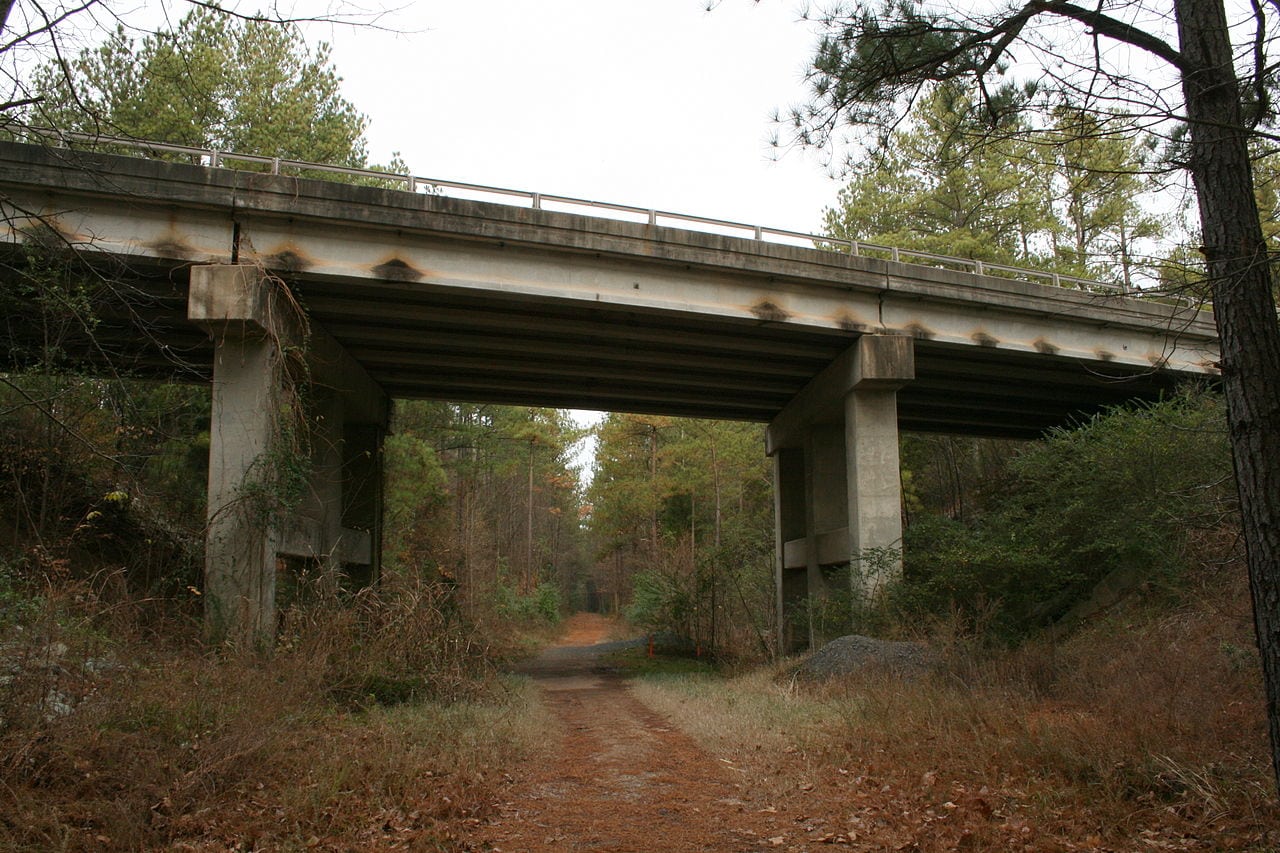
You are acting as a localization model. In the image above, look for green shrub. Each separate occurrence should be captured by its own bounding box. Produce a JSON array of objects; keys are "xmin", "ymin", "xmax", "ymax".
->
[
  {"xmin": 494, "ymin": 580, "xmax": 562, "ymax": 625},
  {"xmin": 625, "ymin": 569, "xmax": 691, "ymax": 633},
  {"xmin": 898, "ymin": 389, "xmax": 1233, "ymax": 639}
]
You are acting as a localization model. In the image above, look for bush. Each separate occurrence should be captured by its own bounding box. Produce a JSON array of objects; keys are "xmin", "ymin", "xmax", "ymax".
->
[
  {"xmin": 494, "ymin": 579, "xmax": 562, "ymax": 625},
  {"xmin": 625, "ymin": 568, "xmax": 690, "ymax": 632},
  {"xmin": 897, "ymin": 389, "xmax": 1234, "ymax": 639}
]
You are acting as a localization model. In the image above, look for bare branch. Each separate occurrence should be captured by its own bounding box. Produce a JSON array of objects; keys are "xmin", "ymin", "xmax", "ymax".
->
[
  {"xmin": 0, "ymin": 0, "xmax": 100, "ymax": 55},
  {"xmin": 1033, "ymin": 0, "xmax": 1189, "ymax": 72}
]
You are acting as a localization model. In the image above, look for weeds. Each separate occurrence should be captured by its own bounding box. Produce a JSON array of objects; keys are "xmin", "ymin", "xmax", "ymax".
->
[
  {"xmin": 633, "ymin": 564, "xmax": 1278, "ymax": 850},
  {"xmin": 0, "ymin": 569, "xmax": 541, "ymax": 851}
]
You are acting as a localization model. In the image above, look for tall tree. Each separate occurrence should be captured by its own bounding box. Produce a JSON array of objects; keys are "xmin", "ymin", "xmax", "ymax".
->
[
  {"xmin": 788, "ymin": 0, "xmax": 1280, "ymax": 789},
  {"xmin": 1044, "ymin": 106, "xmax": 1165, "ymax": 286},
  {"xmin": 28, "ymin": 6, "xmax": 368, "ymax": 165},
  {"xmin": 824, "ymin": 82, "xmax": 1054, "ymax": 265}
]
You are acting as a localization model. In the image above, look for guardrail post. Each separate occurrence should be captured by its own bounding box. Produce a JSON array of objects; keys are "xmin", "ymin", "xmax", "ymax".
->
[
  {"xmin": 974, "ymin": 260, "xmax": 985, "ymax": 276},
  {"xmin": 648, "ymin": 210, "xmax": 657, "ymax": 227},
  {"xmin": 210, "ymin": 150, "xmax": 220, "ymax": 168},
  {"xmin": 754, "ymin": 225, "xmax": 764, "ymax": 240},
  {"xmin": 531, "ymin": 192, "xmax": 542, "ymax": 210}
]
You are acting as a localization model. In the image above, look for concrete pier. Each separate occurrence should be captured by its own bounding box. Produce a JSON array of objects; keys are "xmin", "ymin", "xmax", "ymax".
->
[
  {"xmin": 189, "ymin": 265, "xmax": 388, "ymax": 647},
  {"xmin": 189, "ymin": 265, "xmax": 287, "ymax": 647},
  {"xmin": 768, "ymin": 335, "xmax": 915, "ymax": 649}
]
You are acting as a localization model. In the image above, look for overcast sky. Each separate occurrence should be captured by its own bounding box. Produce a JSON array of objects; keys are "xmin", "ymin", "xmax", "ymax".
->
[{"xmin": 315, "ymin": 0, "xmax": 842, "ymax": 237}]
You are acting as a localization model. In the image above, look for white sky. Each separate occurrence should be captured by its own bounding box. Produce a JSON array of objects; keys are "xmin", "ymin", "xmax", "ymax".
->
[{"xmin": 314, "ymin": 0, "xmax": 841, "ymax": 237}]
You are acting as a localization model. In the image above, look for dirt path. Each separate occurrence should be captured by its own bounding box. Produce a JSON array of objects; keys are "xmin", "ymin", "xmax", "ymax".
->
[{"xmin": 466, "ymin": 614, "xmax": 791, "ymax": 852}]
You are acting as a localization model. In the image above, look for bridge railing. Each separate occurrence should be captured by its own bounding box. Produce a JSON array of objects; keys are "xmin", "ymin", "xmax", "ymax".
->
[{"xmin": 13, "ymin": 127, "xmax": 1197, "ymax": 302}]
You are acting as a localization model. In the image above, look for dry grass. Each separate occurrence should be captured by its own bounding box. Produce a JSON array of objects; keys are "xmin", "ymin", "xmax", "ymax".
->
[
  {"xmin": 633, "ymin": 565, "xmax": 1279, "ymax": 851},
  {"xmin": 0, "ymin": 574, "xmax": 551, "ymax": 851}
]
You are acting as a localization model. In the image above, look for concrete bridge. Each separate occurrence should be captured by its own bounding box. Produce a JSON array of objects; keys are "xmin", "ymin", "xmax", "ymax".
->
[{"xmin": 0, "ymin": 140, "xmax": 1219, "ymax": 648}]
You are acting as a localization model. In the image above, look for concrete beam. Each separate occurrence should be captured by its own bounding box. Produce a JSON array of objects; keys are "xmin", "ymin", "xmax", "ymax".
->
[
  {"xmin": 0, "ymin": 142, "xmax": 1219, "ymax": 432},
  {"xmin": 782, "ymin": 529, "xmax": 851, "ymax": 569},
  {"xmin": 767, "ymin": 334, "xmax": 915, "ymax": 453}
]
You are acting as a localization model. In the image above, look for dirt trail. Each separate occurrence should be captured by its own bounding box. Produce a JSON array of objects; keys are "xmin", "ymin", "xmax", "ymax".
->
[{"xmin": 467, "ymin": 614, "xmax": 789, "ymax": 852}]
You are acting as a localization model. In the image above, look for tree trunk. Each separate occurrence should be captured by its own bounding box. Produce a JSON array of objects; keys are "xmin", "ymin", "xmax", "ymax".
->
[
  {"xmin": 1176, "ymin": 0, "xmax": 1280, "ymax": 787},
  {"xmin": 526, "ymin": 441, "xmax": 534, "ymax": 593}
]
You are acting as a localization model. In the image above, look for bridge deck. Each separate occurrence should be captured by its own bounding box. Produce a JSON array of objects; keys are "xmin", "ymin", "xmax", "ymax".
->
[{"xmin": 0, "ymin": 141, "xmax": 1218, "ymax": 437}]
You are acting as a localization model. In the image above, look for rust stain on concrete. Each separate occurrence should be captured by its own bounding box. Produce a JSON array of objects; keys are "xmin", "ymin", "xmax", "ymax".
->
[
  {"xmin": 834, "ymin": 311, "xmax": 868, "ymax": 332},
  {"xmin": 263, "ymin": 246, "xmax": 313, "ymax": 273},
  {"xmin": 147, "ymin": 236, "xmax": 197, "ymax": 260},
  {"xmin": 751, "ymin": 299, "xmax": 791, "ymax": 323},
  {"xmin": 372, "ymin": 257, "xmax": 424, "ymax": 282},
  {"xmin": 19, "ymin": 214, "xmax": 74, "ymax": 247},
  {"xmin": 972, "ymin": 330, "xmax": 999, "ymax": 347},
  {"xmin": 903, "ymin": 322, "xmax": 936, "ymax": 340},
  {"xmin": 1033, "ymin": 338, "xmax": 1060, "ymax": 355},
  {"xmin": 1096, "ymin": 349, "xmax": 1116, "ymax": 362}
]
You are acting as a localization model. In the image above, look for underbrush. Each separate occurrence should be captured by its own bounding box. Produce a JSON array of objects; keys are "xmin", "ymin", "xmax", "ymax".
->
[
  {"xmin": 0, "ymin": 570, "xmax": 547, "ymax": 851},
  {"xmin": 633, "ymin": 565, "xmax": 1279, "ymax": 851}
]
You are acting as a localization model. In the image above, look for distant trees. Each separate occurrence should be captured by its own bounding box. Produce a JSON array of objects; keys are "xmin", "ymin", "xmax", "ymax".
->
[
  {"xmin": 386, "ymin": 402, "xmax": 586, "ymax": 622},
  {"xmin": 587, "ymin": 414, "xmax": 775, "ymax": 657}
]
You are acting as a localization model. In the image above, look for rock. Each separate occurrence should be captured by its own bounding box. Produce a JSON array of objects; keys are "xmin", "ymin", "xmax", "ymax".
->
[{"xmin": 795, "ymin": 634, "xmax": 936, "ymax": 681}]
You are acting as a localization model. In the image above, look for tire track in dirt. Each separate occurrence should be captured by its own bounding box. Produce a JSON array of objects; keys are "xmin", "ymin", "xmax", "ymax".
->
[{"xmin": 467, "ymin": 614, "xmax": 791, "ymax": 852}]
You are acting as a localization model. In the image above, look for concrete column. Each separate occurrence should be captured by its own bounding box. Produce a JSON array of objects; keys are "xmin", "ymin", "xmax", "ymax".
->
[
  {"xmin": 804, "ymin": 423, "xmax": 846, "ymax": 647},
  {"xmin": 190, "ymin": 266, "xmax": 389, "ymax": 644},
  {"xmin": 282, "ymin": 391, "xmax": 346, "ymax": 579},
  {"xmin": 189, "ymin": 265, "xmax": 288, "ymax": 648},
  {"xmin": 343, "ymin": 422, "xmax": 385, "ymax": 587},
  {"xmin": 314, "ymin": 394, "xmax": 346, "ymax": 575},
  {"xmin": 843, "ymin": 335, "xmax": 914, "ymax": 603},
  {"xmin": 844, "ymin": 387, "xmax": 904, "ymax": 599},
  {"xmin": 774, "ymin": 447, "xmax": 805, "ymax": 652}
]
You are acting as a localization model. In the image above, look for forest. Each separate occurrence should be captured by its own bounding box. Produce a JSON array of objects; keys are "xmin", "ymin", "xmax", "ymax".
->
[{"xmin": 0, "ymin": 3, "xmax": 1277, "ymax": 849}]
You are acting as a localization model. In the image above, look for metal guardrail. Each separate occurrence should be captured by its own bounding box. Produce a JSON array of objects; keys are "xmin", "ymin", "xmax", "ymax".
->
[{"xmin": 13, "ymin": 127, "xmax": 1160, "ymax": 298}]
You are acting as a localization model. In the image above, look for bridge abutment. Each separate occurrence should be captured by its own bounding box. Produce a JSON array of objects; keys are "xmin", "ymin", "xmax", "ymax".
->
[
  {"xmin": 189, "ymin": 265, "xmax": 388, "ymax": 648},
  {"xmin": 768, "ymin": 335, "xmax": 914, "ymax": 651}
]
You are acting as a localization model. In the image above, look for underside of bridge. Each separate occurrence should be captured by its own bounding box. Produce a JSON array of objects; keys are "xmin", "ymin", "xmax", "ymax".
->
[
  {"xmin": 0, "ymin": 141, "xmax": 1219, "ymax": 649},
  {"xmin": 5, "ymin": 253, "xmax": 1193, "ymax": 435}
]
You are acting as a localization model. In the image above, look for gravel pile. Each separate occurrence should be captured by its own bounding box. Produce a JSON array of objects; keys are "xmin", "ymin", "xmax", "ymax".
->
[{"xmin": 795, "ymin": 634, "xmax": 937, "ymax": 681}]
